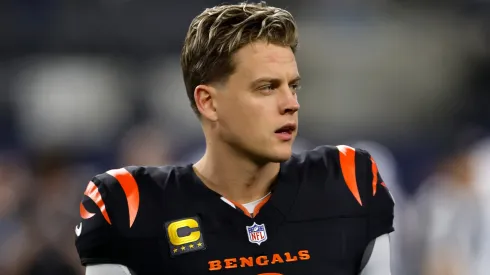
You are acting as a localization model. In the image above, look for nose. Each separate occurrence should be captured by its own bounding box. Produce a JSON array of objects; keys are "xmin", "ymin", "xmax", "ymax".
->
[{"xmin": 281, "ymin": 91, "xmax": 300, "ymax": 115}]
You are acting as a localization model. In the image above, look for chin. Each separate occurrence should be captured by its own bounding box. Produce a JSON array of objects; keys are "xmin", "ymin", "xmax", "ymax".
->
[
  {"xmin": 246, "ymin": 142, "xmax": 293, "ymax": 163},
  {"xmin": 267, "ymin": 148, "xmax": 293, "ymax": 163}
]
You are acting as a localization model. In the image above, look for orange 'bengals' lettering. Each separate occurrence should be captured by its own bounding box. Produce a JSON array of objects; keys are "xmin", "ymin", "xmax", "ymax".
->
[
  {"xmin": 224, "ymin": 258, "xmax": 237, "ymax": 269},
  {"xmin": 240, "ymin": 257, "xmax": 254, "ymax": 267},
  {"xmin": 298, "ymin": 250, "xmax": 311, "ymax": 260},
  {"xmin": 256, "ymin": 256, "xmax": 269, "ymax": 266},
  {"xmin": 208, "ymin": 250, "xmax": 310, "ymax": 271},
  {"xmin": 270, "ymin": 254, "xmax": 284, "ymax": 264},
  {"xmin": 208, "ymin": 260, "xmax": 221, "ymax": 271},
  {"xmin": 284, "ymin": 252, "xmax": 298, "ymax": 262}
]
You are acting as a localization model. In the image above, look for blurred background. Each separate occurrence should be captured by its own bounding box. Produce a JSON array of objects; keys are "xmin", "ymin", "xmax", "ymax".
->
[{"xmin": 0, "ymin": 0, "xmax": 489, "ymax": 274}]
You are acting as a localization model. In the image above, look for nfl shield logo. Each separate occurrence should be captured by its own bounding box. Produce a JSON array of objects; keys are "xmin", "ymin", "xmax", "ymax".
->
[{"xmin": 246, "ymin": 222, "xmax": 268, "ymax": 245}]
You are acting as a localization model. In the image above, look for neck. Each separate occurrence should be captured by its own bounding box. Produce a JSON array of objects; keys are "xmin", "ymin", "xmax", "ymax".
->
[{"xmin": 193, "ymin": 140, "xmax": 280, "ymax": 204}]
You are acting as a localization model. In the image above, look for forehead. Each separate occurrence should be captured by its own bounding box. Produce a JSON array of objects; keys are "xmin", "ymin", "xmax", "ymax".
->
[{"xmin": 231, "ymin": 42, "xmax": 299, "ymax": 80}]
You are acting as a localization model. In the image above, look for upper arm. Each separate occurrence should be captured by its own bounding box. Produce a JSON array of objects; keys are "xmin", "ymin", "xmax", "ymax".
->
[
  {"xmin": 317, "ymin": 146, "xmax": 394, "ymax": 273},
  {"xmin": 359, "ymin": 234, "xmax": 392, "ymax": 275},
  {"xmin": 333, "ymin": 145, "xmax": 395, "ymax": 239},
  {"xmin": 354, "ymin": 147, "xmax": 395, "ymax": 240},
  {"xmin": 86, "ymin": 264, "xmax": 135, "ymax": 275},
  {"xmin": 353, "ymin": 147, "xmax": 394, "ymax": 274},
  {"xmin": 75, "ymin": 167, "xmax": 141, "ymax": 267}
]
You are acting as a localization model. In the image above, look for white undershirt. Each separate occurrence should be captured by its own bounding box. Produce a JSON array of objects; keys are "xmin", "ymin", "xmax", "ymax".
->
[
  {"xmin": 85, "ymin": 195, "xmax": 391, "ymax": 275},
  {"xmin": 220, "ymin": 192, "xmax": 271, "ymax": 214},
  {"xmin": 243, "ymin": 193, "xmax": 271, "ymax": 213}
]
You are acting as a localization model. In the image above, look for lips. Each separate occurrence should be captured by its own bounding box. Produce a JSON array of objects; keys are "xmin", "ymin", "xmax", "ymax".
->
[
  {"xmin": 274, "ymin": 123, "xmax": 297, "ymax": 141},
  {"xmin": 275, "ymin": 123, "xmax": 297, "ymax": 134}
]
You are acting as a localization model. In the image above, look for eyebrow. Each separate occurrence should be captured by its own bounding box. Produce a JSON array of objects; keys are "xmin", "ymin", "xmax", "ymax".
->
[{"xmin": 250, "ymin": 76, "xmax": 301, "ymax": 87}]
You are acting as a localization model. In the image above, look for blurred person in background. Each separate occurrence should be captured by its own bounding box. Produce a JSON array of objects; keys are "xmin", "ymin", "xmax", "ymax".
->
[
  {"xmin": 16, "ymin": 149, "xmax": 84, "ymax": 275},
  {"xmin": 116, "ymin": 122, "xmax": 173, "ymax": 167},
  {"xmin": 467, "ymin": 136, "xmax": 490, "ymax": 275},
  {"xmin": 410, "ymin": 130, "xmax": 484, "ymax": 275},
  {"xmin": 409, "ymin": 22, "xmax": 490, "ymax": 274},
  {"xmin": 0, "ymin": 151, "xmax": 32, "ymax": 275},
  {"xmin": 74, "ymin": 2, "xmax": 394, "ymax": 275}
]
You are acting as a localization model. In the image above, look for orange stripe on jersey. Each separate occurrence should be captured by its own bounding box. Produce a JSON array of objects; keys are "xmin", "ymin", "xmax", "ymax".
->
[
  {"xmin": 371, "ymin": 157, "xmax": 378, "ymax": 196},
  {"xmin": 252, "ymin": 193, "xmax": 271, "ymax": 217},
  {"xmin": 82, "ymin": 181, "xmax": 111, "ymax": 224},
  {"xmin": 337, "ymin": 145, "xmax": 362, "ymax": 206},
  {"xmin": 80, "ymin": 202, "xmax": 95, "ymax": 219},
  {"xmin": 107, "ymin": 168, "xmax": 140, "ymax": 228},
  {"xmin": 228, "ymin": 193, "xmax": 271, "ymax": 218},
  {"xmin": 227, "ymin": 199, "xmax": 253, "ymax": 218}
]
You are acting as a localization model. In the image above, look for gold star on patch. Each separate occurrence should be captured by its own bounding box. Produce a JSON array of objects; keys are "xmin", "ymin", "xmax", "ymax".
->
[
  {"xmin": 189, "ymin": 244, "xmax": 194, "ymax": 249},
  {"xmin": 180, "ymin": 246, "xmax": 186, "ymax": 251},
  {"xmin": 173, "ymin": 248, "xmax": 178, "ymax": 253},
  {"xmin": 197, "ymin": 242, "xmax": 202, "ymax": 247}
]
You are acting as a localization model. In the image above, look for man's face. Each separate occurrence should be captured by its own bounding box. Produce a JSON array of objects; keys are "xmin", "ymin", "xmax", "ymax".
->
[{"xmin": 214, "ymin": 41, "xmax": 300, "ymax": 162}]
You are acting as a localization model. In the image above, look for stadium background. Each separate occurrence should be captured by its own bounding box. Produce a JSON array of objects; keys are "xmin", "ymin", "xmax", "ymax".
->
[{"xmin": 0, "ymin": 0, "xmax": 489, "ymax": 274}]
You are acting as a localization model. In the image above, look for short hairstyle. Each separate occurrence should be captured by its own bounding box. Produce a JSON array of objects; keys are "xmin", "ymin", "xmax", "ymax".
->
[{"xmin": 181, "ymin": 1, "xmax": 299, "ymax": 115}]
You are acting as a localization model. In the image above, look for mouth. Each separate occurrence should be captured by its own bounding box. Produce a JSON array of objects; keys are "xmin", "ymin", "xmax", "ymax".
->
[
  {"xmin": 275, "ymin": 123, "xmax": 297, "ymax": 134},
  {"xmin": 274, "ymin": 123, "xmax": 297, "ymax": 141}
]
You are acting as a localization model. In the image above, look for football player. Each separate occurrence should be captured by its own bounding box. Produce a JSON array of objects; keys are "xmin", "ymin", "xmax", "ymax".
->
[{"xmin": 76, "ymin": 2, "xmax": 395, "ymax": 274}]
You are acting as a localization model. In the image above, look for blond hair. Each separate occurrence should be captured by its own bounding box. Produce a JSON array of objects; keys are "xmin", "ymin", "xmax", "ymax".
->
[{"xmin": 181, "ymin": 1, "xmax": 299, "ymax": 115}]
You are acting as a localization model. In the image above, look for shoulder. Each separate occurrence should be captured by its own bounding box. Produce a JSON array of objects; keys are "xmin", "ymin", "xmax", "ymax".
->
[
  {"xmin": 288, "ymin": 144, "xmax": 395, "ymax": 235},
  {"xmin": 291, "ymin": 144, "xmax": 373, "ymax": 166},
  {"xmin": 286, "ymin": 145, "xmax": 387, "ymax": 208},
  {"xmin": 290, "ymin": 144, "xmax": 375, "ymax": 184},
  {"xmin": 75, "ymin": 165, "xmax": 190, "ymax": 267},
  {"xmin": 80, "ymin": 165, "xmax": 190, "ymax": 229},
  {"xmin": 90, "ymin": 165, "xmax": 188, "ymax": 191},
  {"xmin": 88, "ymin": 164, "xmax": 190, "ymax": 197}
]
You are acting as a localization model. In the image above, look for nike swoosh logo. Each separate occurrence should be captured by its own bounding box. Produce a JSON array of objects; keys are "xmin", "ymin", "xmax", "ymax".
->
[{"xmin": 75, "ymin": 222, "xmax": 82, "ymax": 237}]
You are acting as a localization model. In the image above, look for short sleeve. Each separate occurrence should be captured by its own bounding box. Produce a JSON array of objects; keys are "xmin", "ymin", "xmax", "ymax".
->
[
  {"xmin": 361, "ymin": 150, "xmax": 395, "ymax": 240},
  {"xmin": 75, "ymin": 173, "xmax": 129, "ymax": 266}
]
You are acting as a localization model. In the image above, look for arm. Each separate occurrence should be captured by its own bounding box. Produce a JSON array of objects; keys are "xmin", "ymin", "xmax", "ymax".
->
[
  {"xmin": 86, "ymin": 264, "xmax": 134, "ymax": 275},
  {"xmin": 359, "ymin": 234, "xmax": 392, "ymax": 275},
  {"xmin": 336, "ymin": 146, "xmax": 394, "ymax": 274},
  {"xmin": 75, "ymin": 168, "xmax": 139, "ymax": 268}
]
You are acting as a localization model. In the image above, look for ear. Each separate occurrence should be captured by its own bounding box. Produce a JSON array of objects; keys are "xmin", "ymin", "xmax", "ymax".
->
[{"xmin": 194, "ymin": 84, "xmax": 218, "ymax": 121}]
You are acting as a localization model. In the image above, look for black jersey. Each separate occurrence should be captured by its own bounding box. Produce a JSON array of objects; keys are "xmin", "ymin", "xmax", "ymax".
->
[{"xmin": 75, "ymin": 145, "xmax": 394, "ymax": 275}]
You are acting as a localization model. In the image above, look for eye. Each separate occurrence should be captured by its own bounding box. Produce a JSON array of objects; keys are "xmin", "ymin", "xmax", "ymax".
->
[
  {"xmin": 290, "ymin": 84, "xmax": 301, "ymax": 95},
  {"xmin": 290, "ymin": 83, "xmax": 301, "ymax": 92},
  {"xmin": 257, "ymin": 84, "xmax": 275, "ymax": 93}
]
